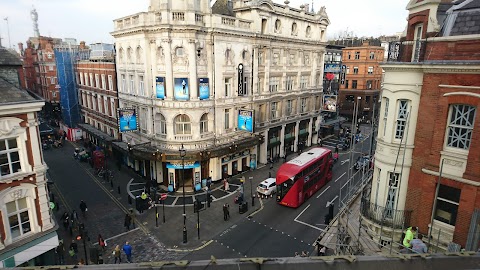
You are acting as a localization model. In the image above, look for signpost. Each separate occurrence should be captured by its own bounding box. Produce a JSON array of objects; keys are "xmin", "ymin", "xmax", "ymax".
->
[{"xmin": 160, "ymin": 193, "xmax": 167, "ymax": 223}]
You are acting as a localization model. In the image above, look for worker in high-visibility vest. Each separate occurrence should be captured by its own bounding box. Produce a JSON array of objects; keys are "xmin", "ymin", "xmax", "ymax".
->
[{"xmin": 403, "ymin": 226, "xmax": 417, "ymax": 249}]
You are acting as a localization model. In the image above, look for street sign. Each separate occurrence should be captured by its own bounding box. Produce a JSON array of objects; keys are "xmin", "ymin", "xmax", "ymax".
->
[{"xmin": 160, "ymin": 194, "xmax": 168, "ymax": 200}]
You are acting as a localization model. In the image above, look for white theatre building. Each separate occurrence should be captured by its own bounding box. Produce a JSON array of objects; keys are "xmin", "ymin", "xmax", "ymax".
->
[{"xmin": 111, "ymin": 0, "xmax": 329, "ymax": 190}]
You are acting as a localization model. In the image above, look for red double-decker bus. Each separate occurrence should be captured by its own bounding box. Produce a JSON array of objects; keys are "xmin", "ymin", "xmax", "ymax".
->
[{"xmin": 276, "ymin": 147, "xmax": 333, "ymax": 208}]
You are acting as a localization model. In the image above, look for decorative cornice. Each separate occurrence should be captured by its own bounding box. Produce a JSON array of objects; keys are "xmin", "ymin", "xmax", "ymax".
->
[
  {"xmin": 422, "ymin": 168, "xmax": 480, "ymax": 187},
  {"xmin": 443, "ymin": 91, "xmax": 480, "ymax": 98}
]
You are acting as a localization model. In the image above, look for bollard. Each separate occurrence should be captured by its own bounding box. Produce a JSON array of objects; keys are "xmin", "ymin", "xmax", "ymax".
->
[{"xmin": 117, "ymin": 186, "xmax": 121, "ymax": 194}]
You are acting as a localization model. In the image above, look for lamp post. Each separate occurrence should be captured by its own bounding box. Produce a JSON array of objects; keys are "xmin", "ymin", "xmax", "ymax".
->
[
  {"xmin": 179, "ymin": 144, "xmax": 187, "ymax": 244},
  {"xmin": 249, "ymin": 176, "xmax": 255, "ymax": 207}
]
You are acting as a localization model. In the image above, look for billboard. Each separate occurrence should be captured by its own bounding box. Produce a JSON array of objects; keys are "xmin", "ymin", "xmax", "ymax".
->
[
  {"xmin": 324, "ymin": 63, "xmax": 341, "ymax": 73},
  {"xmin": 323, "ymin": 95, "xmax": 338, "ymax": 112},
  {"xmin": 118, "ymin": 108, "xmax": 138, "ymax": 133},
  {"xmin": 156, "ymin": 77, "xmax": 165, "ymax": 99},
  {"xmin": 174, "ymin": 78, "xmax": 189, "ymax": 100},
  {"xmin": 238, "ymin": 63, "xmax": 246, "ymax": 96},
  {"xmin": 237, "ymin": 109, "xmax": 254, "ymax": 133},
  {"xmin": 198, "ymin": 78, "xmax": 209, "ymax": 100}
]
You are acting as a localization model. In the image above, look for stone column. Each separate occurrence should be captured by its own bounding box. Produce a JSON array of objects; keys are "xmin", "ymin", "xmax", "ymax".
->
[
  {"xmin": 188, "ymin": 39, "xmax": 198, "ymax": 100},
  {"xmin": 294, "ymin": 121, "xmax": 300, "ymax": 152},
  {"xmin": 280, "ymin": 124, "xmax": 285, "ymax": 157},
  {"xmin": 252, "ymin": 46, "xmax": 259, "ymax": 95},
  {"xmin": 206, "ymin": 40, "xmax": 214, "ymax": 99},
  {"xmin": 162, "ymin": 38, "xmax": 174, "ymax": 99},
  {"xmin": 307, "ymin": 118, "xmax": 313, "ymax": 147}
]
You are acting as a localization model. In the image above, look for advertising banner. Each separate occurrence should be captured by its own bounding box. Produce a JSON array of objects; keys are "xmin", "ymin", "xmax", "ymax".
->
[
  {"xmin": 156, "ymin": 77, "xmax": 165, "ymax": 99},
  {"xmin": 174, "ymin": 78, "xmax": 189, "ymax": 100},
  {"xmin": 118, "ymin": 108, "xmax": 138, "ymax": 133},
  {"xmin": 238, "ymin": 63, "xmax": 246, "ymax": 96},
  {"xmin": 323, "ymin": 95, "xmax": 338, "ymax": 112},
  {"xmin": 198, "ymin": 78, "xmax": 209, "ymax": 100},
  {"xmin": 237, "ymin": 109, "xmax": 254, "ymax": 133},
  {"xmin": 324, "ymin": 63, "xmax": 341, "ymax": 73}
]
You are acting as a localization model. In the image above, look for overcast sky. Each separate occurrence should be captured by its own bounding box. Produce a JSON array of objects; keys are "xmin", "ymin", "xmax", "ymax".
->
[{"xmin": 0, "ymin": 0, "xmax": 408, "ymax": 49}]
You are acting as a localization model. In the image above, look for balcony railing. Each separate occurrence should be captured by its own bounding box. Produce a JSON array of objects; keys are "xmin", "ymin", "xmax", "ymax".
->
[
  {"xmin": 360, "ymin": 198, "xmax": 412, "ymax": 230},
  {"xmin": 386, "ymin": 40, "xmax": 426, "ymax": 63}
]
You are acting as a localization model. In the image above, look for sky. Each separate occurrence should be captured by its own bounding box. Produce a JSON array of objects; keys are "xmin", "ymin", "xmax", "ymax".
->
[{"xmin": 0, "ymin": 0, "xmax": 409, "ymax": 49}]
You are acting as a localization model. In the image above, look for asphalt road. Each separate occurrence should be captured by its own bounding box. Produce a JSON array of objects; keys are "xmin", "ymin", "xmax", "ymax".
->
[{"xmin": 184, "ymin": 124, "xmax": 375, "ymax": 259}]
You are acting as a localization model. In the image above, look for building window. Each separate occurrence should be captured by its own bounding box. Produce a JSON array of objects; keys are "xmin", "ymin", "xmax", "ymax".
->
[
  {"xmin": 366, "ymin": 80, "xmax": 373, "ymax": 89},
  {"xmin": 104, "ymin": 99, "xmax": 109, "ymax": 116},
  {"xmin": 300, "ymin": 98, "xmax": 307, "ymax": 113},
  {"xmin": 385, "ymin": 172, "xmax": 400, "ymax": 218},
  {"xmin": 7, "ymin": 197, "xmax": 31, "ymax": 240},
  {"xmin": 224, "ymin": 77, "xmax": 232, "ymax": 97},
  {"xmin": 270, "ymin": 102, "xmax": 278, "ymax": 119},
  {"xmin": 89, "ymin": 74, "xmax": 94, "ymax": 87},
  {"xmin": 368, "ymin": 67, "xmax": 374, "ymax": 74},
  {"xmin": 446, "ymin": 104, "xmax": 476, "ymax": 150},
  {"xmin": 224, "ymin": 109, "xmax": 230, "ymax": 129},
  {"xmin": 355, "ymin": 51, "xmax": 360, "ymax": 60},
  {"xmin": 348, "ymin": 52, "xmax": 351, "ymax": 59},
  {"xmin": 274, "ymin": 19, "xmax": 281, "ymax": 32},
  {"xmin": 289, "ymin": 54, "xmax": 295, "ymax": 66},
  {"xmin": 306, "ymin": 26, "xmax": 311, "ymax": 37},
  {"xmin": 291, "ymin": 22, "xmax": 298, "ymax": 36},
  {"xmin": 258, "ymin": 51, "xmax": 264, "ymax": 65},
  {"xmin": 139, "ymin": 75, "xmax": 145, "ymax": 96},
  {"xmin": 121, "ymin": 75, "xmax": 126, "ymax": 92},
  {"xmin": 285, "ymin": 76, "xmax": 294, "ymax": 91},
  {"xmin": 352, "ymin": 80, "xmax": 357, "ymax": 89},
  {"xmin": 0, "ymin": 138, "xmax": 21, "ymax": 176},
  {"xmin": 346, "ymin": 66, "xmax": 350, "ymax": 74},
  {"xmin": 370, "ymin": 52, "xmax": 375, "ymax": 60},
  {"xmin": 353, "ymin": 67, "xmax": 359, "ymax": 74},
  {"xmin": 395, "ymin": 100, "xmax": 409, "ymax": 139},
  {"xmin": 286, "ymin": 100, "xmax": 293, "ymax": 116},
  {"xmin": 174, "ymin": 114, "xmax": 191, "ymax": 135},
  {"xmin": 257, "ymin": 77, "xmax": 263, "ymax": 93},
  {"xmin": 108, "ymin": 75, "xmax": 113, "ymax": 91},
  {"xmin": 129, "ymin": 75, "xmax": 134, "ymax": 94},
  {"xmin": 175, "ymin": 47, "xmax": 184, "ymax": 57},
  {"xmin": 101, "ymin": 74, "xmax": 106, "ymax": 90},
  {"xmin": 84, "ymin": 73, "xmax": 89, "ymax": 86},
  {"xmin": 140, "ymin": 108, "xmax": 148, "ymax": 133},
  {"xmin": 52, "ymin": 92, "xmax": 57, "ymax": 98},
  {"xmin": 383, "ymin": 98, "xmax": 389, "ymax": 136},
  {"xmin": 434, "ymin": 184, "xmax": 460, "ymax": 226},
  {"xmin": 304, "ymin": 54, "xmax": 310, "ymax": 65},
  {"xmin": 48, "ymin": 65, "xmax": 53, "ymax": 71},
  {"xmin": 345, "ymin": 80, "xmax": 349, "ymax": 89},
  {"xmin": 200, "ymin": 114, "xmax": 208, "ymax": 134},
  {"xmin": 95, "ymin": 74, "xmax": 100, "ymax": 88},
  {"xmin": 79, "ymin": 73, "xmax": 84, "ymax": 85},
  {"xmin": 269, "ymin": 77, "xmax": 279, "ymax": 92},
  {"xmin": 300, "ymin": 76, "xmax": 308, "ymax": 89},
  {"xmin": 155, "ymin": 113, "xmax": 167, "ymax": 136}
]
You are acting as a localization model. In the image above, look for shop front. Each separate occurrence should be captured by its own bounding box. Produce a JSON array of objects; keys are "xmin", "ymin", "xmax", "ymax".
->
[
  {"xmin": 267, "ymin": 127, "xmax": 282, "ymax": 160},
  {"xmin": 283, "ymin": 122, "xmax": 296, "ymax": 156},
  {"xmin": 166, "ymin": 160, "xmax": 200, "ymax": 191},
  {"xmin": 298, "ymin": 120, "xmax": 310, "ymax": 151},
  {"xmin": 220, "ymin": 149, "xmax": 252, "ymax": 179}
]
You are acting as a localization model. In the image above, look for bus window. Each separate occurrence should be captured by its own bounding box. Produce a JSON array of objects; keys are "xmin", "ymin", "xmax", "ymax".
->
[{"xmin": 277, "ymin": 179, "xmax": 294, "ymax": 201}]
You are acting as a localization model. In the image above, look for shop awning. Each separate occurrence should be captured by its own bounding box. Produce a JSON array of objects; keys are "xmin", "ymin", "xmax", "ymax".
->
[{"xmin": 77, "ymin": 123, "xmax": 115, "ymax": 142}]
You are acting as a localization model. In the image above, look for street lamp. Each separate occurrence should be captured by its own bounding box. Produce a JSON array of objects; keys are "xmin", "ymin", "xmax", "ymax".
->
[
  {"xmin": 249, "ymin": 176, "xmax": 255, "ymax": 207},
  {"xmin": 179, "ymin": 144, "xmax": 187, "ymax": 244}
]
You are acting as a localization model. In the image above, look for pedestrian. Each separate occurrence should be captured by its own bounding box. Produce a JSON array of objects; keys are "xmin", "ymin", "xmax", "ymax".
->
[
  {"xmin": 62, "ymin": 212, "xmax": 69, "ymax": 230},
  {"xmin": 55, "ymin": 239, "xmax": 65, "ymax": 265},
  {"xmin": 68, "ymin": 247, "xmax": 77, "ymax": 262},
  {"xmin": 335, "ymin": 145, "xmax": 339, "ymax": 154},
  {"xmin": 319, "ymin": 138, "xmax": 323, "ymax": 147},
  {"xmin": 71, "ymin": 210, "xmax": 78, "ymax": 225},
  {"xmin": 124, "ymin": 213, "xmax": 132, "ymax": 231},
  {"xmin": 113, "ymin": 244, "xmax": 121, "ymax": 264},
  {"xmin": 301, "ymin": 250, "xmax": 308, "ymax": 257},
  {"xmin": 223, "ymin": 203, "xmax": 228, "ymax": 221},
  {"xmin": 294, "ymin": 252, "xmax": 300, "ymax": 257},
  {"xmin": 226, "ymin": 203, "xmax": 230, "ymax": 220},
  {"xmin": 70, "ymin": 239, "xmax": 78, "ymax": 254},
  {"xmin": 98, "ymin": 234, "xmax": 106, "ymax": 252},
  {"xmin": 410, "ymin": 234, "xmax": 428, "ymax": 254},
  {"xmin": 79, "ymin": 200, "xmax": 88, "ymax": 218},
  {"xmin": 403, "ymin": 226, "xmax": 417, "ymax": 250},
  {"xmin": 224, "ymin": 179, "xmax": 230, "ymax": 192},
  {"xmin": 122, "ymin": 241, "xmax": 132, "ymax": 263},
  {"xmin": 269, "ymin": 158, "xmax": 273, "ymax": 169}
]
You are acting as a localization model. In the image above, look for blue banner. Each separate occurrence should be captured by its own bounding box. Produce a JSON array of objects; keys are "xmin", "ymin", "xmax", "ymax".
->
[
  {"xmin": 237, "ymin": 109, "xmax": 254, "ymax": 133},
  {"xmin": 166, "ymin": 161, "xmax": 200, "ymax": 169},
  {"xmin": 118, "ymin": 108, "xmax": 138, "ymax": 132},
  {"xmin": 156, "ymin": 77, "xmax": 165, "ymax": 99},
  {"xmin": 324, "ymin": 63, "xmax": 341, "ymax": 73},
  {"xmin": 198, "ymin": 78, "xmax": 209, "ymax": 100},
  {"xmin": 174, "ymin": 78, "xmax": 189, "ymax": 100}
]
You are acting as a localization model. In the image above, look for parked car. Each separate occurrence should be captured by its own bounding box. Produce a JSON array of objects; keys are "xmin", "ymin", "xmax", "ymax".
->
[
  {"xmin": 257, "ymin": 178, "xmax": 276, "ymax": 196},
  {"xmin": 354, "ymin": 155, "xmax": 371, "ymax": 171}
]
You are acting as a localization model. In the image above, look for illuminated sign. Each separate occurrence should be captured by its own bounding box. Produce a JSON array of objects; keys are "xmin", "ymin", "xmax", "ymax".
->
[
  {"xmin": 156, "ymin": 77, "xmax": 165, "ymax": 99},
  {"xmin": 237, "ymin": 109, "xmax": 254, "ymax": 133},
  {"xmin": 238, "ymin": 63, "xmax": 246, "ymax": 96},
  {"xmin": 323, "ymin": 95, "xmax": 337, "ymax": 112},
  {"xmin": 174, "ymin": 78, "xmax": 189, "ymax": 101},
  {"xmin": 324, "ymin": 63, "xmax": 341, "ymax": 73},
  {"xmin": 118, "ymin": 108, "xmax": 138, "ymax": 133},
  {"xmin": 198, "ymin": 78, "xmax": 209, "ymax": 100}
]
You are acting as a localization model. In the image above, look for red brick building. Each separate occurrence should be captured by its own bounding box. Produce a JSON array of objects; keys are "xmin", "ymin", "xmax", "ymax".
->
[
  {"xmin": 76, "ymin": 43, "xmax": 119, "ymax": 146},
  {"xmin": 363, "ymin": 0, "xmax": 480, "ymax": 252},
  {"xmin": 338, "ymin": 42, "xmax": 383, "ymax": 120}
]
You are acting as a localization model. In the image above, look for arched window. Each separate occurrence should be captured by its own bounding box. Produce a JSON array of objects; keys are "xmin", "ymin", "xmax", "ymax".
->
[
  {"xmin": 155, "ymin": 113, "xmax": 167, "ymax": 136},
  {"xmin": 118, "ymin": 48, "xmax": 124, "ymax": 62},
  {"xmin": 174, "ymin": 114, "xmax": 191, "ymax": 135},
  {"xmin": 127, "ymin": 47, "xmax": 132, "ymax": 62},
  {"xmin": 136, "ymin": 46, "xmax": 143, "ymax": 63},
  {"xmin": 200, "ymin": 114, "xmax": 208, "ymax": 134},
  {"xmin": 306, "ymin": 26, "xmax": 311, "ymax": 37},
  {"xmin": 291, "ymin": 22, "xmax": 298, "ymax": 36}
]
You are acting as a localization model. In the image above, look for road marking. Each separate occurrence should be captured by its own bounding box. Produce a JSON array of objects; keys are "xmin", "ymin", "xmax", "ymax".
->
[
  {"xmin": 334, "ymin": 172, "xmax": 346, "ymax": 183},
  {"xmin": 316, "ymin": 186, "xmax": 331, "ymax": 199},
  {"xmin": 294, "ymin": 204, "xmax": 325, "ymax": 232},
  {"xmin": 326, "ymin": 195, "xmax": 339, "ymax": 207},
  {"xmin": 92, "ymin": 228, "xmax": 140, "ymax": 246},
  {"xmin": 340, "ymin": 159, "xmax": 350, "ymax": 165}
]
